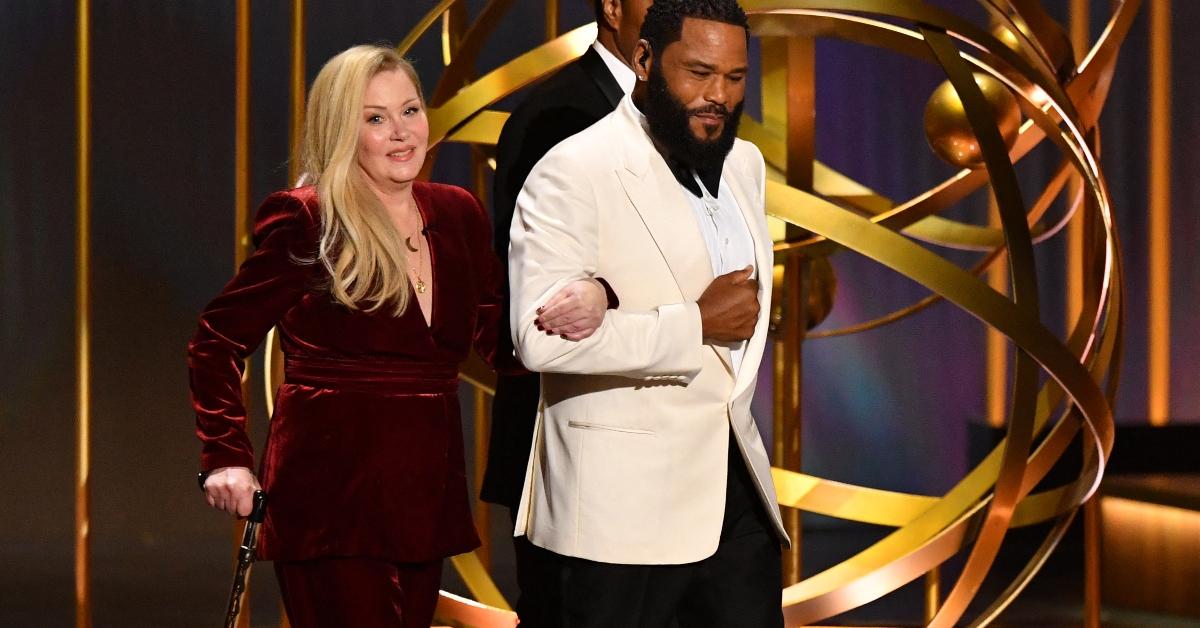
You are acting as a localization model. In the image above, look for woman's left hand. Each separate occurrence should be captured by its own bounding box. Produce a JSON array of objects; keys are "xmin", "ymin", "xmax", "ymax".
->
[{"xmin": 536, "ymin": 278, "xmax": 608, "ymax": 341}]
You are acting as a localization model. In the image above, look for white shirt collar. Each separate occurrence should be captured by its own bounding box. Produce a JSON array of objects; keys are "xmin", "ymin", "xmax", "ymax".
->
[{"xmin": 591, "ymin": 40, "xmax": 637, "ymax": 96}]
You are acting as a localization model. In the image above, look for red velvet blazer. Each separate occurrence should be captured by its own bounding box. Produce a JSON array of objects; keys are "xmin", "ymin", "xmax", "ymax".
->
[{"xmin": 188, "ymin": 182, "xmax": 516, "ymax": 563}]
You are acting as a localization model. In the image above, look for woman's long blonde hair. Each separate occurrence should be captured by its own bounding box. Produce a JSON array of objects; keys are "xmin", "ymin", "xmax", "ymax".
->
[{"xmin": 300, "ymin": 44, "xmax": 424, "ymax": 316}]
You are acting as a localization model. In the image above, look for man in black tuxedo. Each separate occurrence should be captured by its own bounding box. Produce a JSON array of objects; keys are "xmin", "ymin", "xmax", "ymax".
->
[{"xmin": 481, "ymin": 1, "xmax": 650, "ymax": 625}]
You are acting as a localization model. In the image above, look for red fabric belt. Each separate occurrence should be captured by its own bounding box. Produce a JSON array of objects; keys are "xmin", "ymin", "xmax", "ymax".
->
[{"xmin": 284, "ymin": 355, "xmax": 460, "ymax": 394}]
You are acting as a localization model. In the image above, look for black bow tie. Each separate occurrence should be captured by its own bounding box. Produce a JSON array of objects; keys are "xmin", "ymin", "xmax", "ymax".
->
[{"xmin": 665, "ymin": 155, "xmax": 722, "ymax": 198}]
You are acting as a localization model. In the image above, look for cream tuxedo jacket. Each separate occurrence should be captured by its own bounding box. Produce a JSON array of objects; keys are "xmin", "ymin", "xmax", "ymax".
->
[{"xmin": 508, "ymin": 96, "xmax": 788, "ymax": 565}]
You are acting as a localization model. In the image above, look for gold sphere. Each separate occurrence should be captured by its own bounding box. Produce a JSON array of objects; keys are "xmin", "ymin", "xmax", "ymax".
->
[
  {"xmin": 989, "ymin": 15, "xmax": 1036, "ymax": 54},
  {"xmin": 988, "ymin": 13, "xmax": 1075, "ymax": 80},
  {"xmin": 768, "ymin": 256, "xmax": 838, "ymax": 333},
  {"xmin": 991, "ymin": 22, "xmax": 1023, "ymax": 54},
  {"xmin": 988, "ymin": 20, "xmax": 1053, "ymax": 108},
  {"xmin": 923, "ymin": 73, "xmax": 1021, "ymax": 169},
  {"xmin": 805, "ymin": 256, "xmax": 837, "ymax": 330}
]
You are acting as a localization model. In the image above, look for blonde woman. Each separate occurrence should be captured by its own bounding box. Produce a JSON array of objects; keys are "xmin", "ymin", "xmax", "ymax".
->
[{"xmin": 188, "ymin": 44, "xmax": 609, "ymax": 627}]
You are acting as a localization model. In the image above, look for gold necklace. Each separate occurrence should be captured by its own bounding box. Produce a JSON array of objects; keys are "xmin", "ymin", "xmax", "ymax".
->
[{"xmin": 404, "ymin": 216, "xmax": 428, "ymax": 294}]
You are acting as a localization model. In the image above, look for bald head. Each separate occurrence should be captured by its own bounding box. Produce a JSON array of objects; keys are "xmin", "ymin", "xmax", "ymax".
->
[{"xmin": 594, "ymin": 0, "xmax": 653, "ymax": 68}]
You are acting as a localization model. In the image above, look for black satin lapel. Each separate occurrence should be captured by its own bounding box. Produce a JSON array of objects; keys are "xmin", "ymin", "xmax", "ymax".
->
[{"xmin": 578, "ymin": 47, "xmax": 624, "ymax": 109}]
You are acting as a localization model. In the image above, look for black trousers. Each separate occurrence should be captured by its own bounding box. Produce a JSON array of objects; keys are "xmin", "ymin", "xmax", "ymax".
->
[{"xmin": 513, "ymin": 435, "xmax": 783, "ymax": 628}]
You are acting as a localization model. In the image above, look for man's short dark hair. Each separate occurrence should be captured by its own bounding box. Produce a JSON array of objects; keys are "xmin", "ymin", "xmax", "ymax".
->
[{"xmin": 639, "ymin": 0, "xmax": 750, "ymax": 53}]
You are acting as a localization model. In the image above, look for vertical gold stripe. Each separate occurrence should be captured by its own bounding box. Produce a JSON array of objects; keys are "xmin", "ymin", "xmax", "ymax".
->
[
  {"xmin": 778, "ymin": 36, "xmax": 815, "ymax": 586},
  {"xmin": 766, "ymin": 38, "xmax": 787, "ymax": 479},
  {"xmin": 1065, "ymin": 0, "xmax": 1088, "ymax": 332},
  {"xmin": 235, "ymin": 0, "xmax": 251, "ymax": 268},
  {"xmin": 75, "ymin": 0, "xmax": 92, "ymax": 626},
  {"xmin": 233, "ymin": 7, "xmax": 254, "ymax": 628},
  {"xmin": 288, "ymin": 0, "xmax": 305, "ymax": 184},
  {"xmin": 780, "ymin": 255, "xmax": 805, "ymax": 585},
  {"xmin": 1083, "ymin": 497, "xmax": 1102, "ymax": 627},
  {"xmin": 1148, "ymin": 0, "xmax": 1172, "ymax": 425},
  {"xmin": 986, "ymin": 196, "xmax": 1008, "ymax": 428},
  {"xmin": 924, "ymin": 567, "xmax": 941, "ymax": 623},
  {"xmin": 545, "ymin": 0, "xmax": 558, "ymax": 41}
]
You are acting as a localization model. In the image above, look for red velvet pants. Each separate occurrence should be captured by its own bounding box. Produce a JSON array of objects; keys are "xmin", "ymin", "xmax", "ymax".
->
[{"xmin": 273, "ymin": 557, "xmax": 442, "ymax": 627}]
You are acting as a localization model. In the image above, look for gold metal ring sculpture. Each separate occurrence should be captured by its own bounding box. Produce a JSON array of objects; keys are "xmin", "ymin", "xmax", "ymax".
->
[{"xmin": 262, "ymin": 1, "xmax": 1134, "ymax": 624}]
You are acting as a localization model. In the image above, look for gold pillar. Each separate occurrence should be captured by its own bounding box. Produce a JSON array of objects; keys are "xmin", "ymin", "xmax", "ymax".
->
[
  {"xmin": 779, "ymin": 254, "xmax": 806, "ymax": 585},
  {"xmin": 545, "ymin": 0, "xmax": 559, "ymax": 41},
  {"xmin": 1084, "ymin": 496, "xmax": 1102, "ymax": 628},
  {"xmin": 986, "ymin": 196, "xmax": 1008, "ymax": 429},
  {"xmin": 288, "ymin": 0, "xmax": 305, "ymax": 185},
  {"xmin": 763, "ymin": 40, "xmax": 788, "ymax": 529},
  {"xmin": 74, "ymin": 1, "xmax": 92, "ymax": 626},
  {"xmin": 235, "ymin": 0, "xmax": 252, "ymax": 268},
  {"xmin": 1065, "ymin": 0, "xmax": 1089, "ymax": 332},
  {"xmin": 924, "ymin": 567, "xmax": 941, "ymax": 623},
  {"xmin": 1071, "ymin": 7, "xmax": 1103, "ymax": 624},
  {"xmin": 1069, "ymin": 7, "xmax": 1112, "ymax": 624},
  {"xmin": 233, "ymin": 3, "xmax": 253, "ymax": 626},
  {"xmin": 1147, "ymin": 0, "xmax": 1172, "ymax": 425},
  {"xmin": 778, "ymin": 35, "xmax": 815, "ymax": 586}
]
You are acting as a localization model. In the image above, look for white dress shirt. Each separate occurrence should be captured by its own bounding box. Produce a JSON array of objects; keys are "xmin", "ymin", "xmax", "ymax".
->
[{"xmin": 683, "ymin": 173, "xmax": 756, "ymax": 376}]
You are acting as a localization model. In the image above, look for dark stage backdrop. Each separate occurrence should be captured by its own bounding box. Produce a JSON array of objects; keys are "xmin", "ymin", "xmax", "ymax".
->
[{"xmin": 1, "ymin": 1, "xmax": 1196, "ymax": 624}]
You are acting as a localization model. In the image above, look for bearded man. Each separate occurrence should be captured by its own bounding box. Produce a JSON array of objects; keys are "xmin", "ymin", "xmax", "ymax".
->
[
  {"xmin": 482, "ymin": 3, "xmax": 652, "ymax": 626},
  {"xmin": 507, "ymin": 0, "xmax": 788, "ymax": 625}
]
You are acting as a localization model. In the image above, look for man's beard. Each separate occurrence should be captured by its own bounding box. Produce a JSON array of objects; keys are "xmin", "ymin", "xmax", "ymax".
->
[{"xmin": 644, "ymin": 66, "xmax": 743, "ymax": 172}]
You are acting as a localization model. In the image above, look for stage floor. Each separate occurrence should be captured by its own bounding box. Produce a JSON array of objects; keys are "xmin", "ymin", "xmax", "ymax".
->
[{"xmin": 3, "ymin": 512, "xmax": 1196, "ymax": 627}]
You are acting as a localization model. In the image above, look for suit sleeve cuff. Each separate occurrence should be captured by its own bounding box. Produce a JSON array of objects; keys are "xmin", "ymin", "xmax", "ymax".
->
[
  {"xmin": 595, "ymin": 277, "xmax": 619, "ymax": 310},
  {"xmin": 200, "ymin": 449, "xmax": 255, "ymax": 475}
]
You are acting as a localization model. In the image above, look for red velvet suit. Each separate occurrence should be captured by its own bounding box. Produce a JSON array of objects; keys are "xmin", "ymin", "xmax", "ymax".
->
[{"xmin": 188, "ymin": 181, "xmax": 515, "ymax": 564}]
